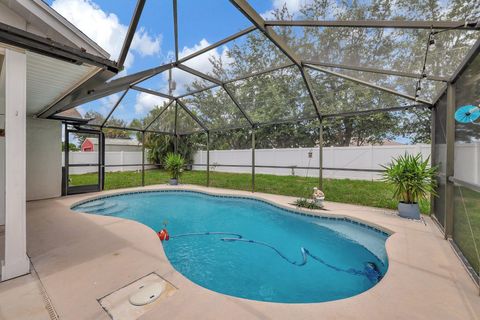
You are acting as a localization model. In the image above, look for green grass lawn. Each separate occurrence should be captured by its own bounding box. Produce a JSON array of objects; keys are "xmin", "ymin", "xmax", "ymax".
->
[
  {"xmin": 70, "ymin": 169, "xmax": 431, "ymax": 214},
  {"xmin": 453, "ymin": 186, "xmax": 480, "ymax": 275}
]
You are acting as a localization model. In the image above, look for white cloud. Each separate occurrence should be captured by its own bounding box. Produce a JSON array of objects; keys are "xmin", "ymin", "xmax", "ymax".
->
[
  {"xmin": 134, "ymin": 39, "xmax": 232, "ymax": 109},
  {"xmin": 170, "ymin": 39, "xmax": 232, "ymax": 94},
  {"xmin": 51, "ymin": 0, "xmax": 161, "ymax": 69},
  {"xmin": 131, "ymin": 27, "xmax": 161, "ymax": 57},
  {"xmin": 180, "ymin": 39, "xmax": 231, "ymax": 74},
  {"xmin": 262, "ymin": 0, "xmax": 313, "ymax": 19},
  {"xmin": 134, "ymin": 91, "xmax": 168, "ymax": 114}
]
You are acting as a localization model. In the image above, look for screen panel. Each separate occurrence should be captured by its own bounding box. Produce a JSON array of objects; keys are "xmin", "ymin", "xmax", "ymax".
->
[
  {"xmin": 181, "ymin": 29, "xmax": 290, "ymax": 82},
  {"xmin": 306, "ymin": 68, "xmax": 413, "ymax": 115},
  {"xmin": 254, "ymin": 0, "xmax": 480, "ymax": 21},
  {"xmin": 179, "ymin": 86, "xmax": 251, "ymax": 130},
  {"xmin": 452, "ymin": 50, "xmax": 480, "ymax": 277},
  {"xmin": 225, "ymin": 66, "xmax": 317, "ymax": 123},
  {"xmin": 106, "ymin": 89, "xmax": 170, "ymax": 130},
  {"xmin": 275, "ymin": 26, "xmax": 427, "ymax": 76},
  {"xmin": 58, "ymin": 91, "xmax": 126, "ymax": 126}
]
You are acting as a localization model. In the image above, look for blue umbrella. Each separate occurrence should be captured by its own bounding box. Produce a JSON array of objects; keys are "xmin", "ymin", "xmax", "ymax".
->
[{"xmin": 455, "ymin": 105, "xmax": 480, "ymax": 124}]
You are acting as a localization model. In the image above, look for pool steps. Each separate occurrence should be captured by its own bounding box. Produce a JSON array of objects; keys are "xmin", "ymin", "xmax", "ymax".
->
[{"xmin": 80, "ymin": 201, "xmax": 129, "ymax": 216}]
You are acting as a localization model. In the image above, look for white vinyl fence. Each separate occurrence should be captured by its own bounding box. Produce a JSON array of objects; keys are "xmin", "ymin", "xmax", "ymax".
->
[
  {"xmin": 63, "ymin": 143, "xmax": 480, "ymax": 183},
  {"xmin": 193, "ymin": 144, "xmax": 432, "ymax": 180},
  {"xmin": 62, "ymin": 151, "xmax": 153, "ymax": 175}
]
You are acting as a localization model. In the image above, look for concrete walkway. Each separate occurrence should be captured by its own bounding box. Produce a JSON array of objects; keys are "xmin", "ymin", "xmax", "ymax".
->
[
  {"xmin": 2, "ymin": 185, "xmax": 479, "ymax": 319},
  {"xmin": 0, "ymin": 271, "xmax": 52, "ymax": 320}
]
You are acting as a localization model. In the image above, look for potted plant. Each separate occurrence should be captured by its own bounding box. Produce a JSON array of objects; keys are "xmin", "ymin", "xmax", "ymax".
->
[
  {"xmin": 382, "ymin": 153, "xmax": 437, "ymax": 220},
  {"xmin": 164, "ymin": 152, "xmax": 185, "ymax": 185}
]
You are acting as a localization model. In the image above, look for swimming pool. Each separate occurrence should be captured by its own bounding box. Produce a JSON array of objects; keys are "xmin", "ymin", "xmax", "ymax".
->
[{"xmin": 72, "ymin": 190, "xmax": 389, "ymax": 303}]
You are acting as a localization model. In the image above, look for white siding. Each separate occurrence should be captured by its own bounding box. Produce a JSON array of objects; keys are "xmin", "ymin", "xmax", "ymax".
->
[{"xmin": 26, "ymin": 118, "xmax": 62, "ymax": 201}]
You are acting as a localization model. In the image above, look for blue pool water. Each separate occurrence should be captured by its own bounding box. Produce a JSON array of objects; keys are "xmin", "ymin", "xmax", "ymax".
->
[{"xmin": 72, "ymin": 191, "xmax": 389, "ymax": 303}]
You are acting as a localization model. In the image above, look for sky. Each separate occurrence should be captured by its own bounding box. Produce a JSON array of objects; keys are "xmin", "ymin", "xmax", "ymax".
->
[{"xmin": 46, "ymin": 0, "xmax": 307, "ymax": 124}]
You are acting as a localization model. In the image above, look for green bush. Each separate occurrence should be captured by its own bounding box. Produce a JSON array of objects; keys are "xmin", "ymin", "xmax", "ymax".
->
[
  {"xmin": 293, "ymin": 198, "xmax": 322, "ymax": 210},
  {"xmin": 382, "ymin": 153, "xmax": 437, "ymax": 204},
  {"xmin": 164, "ymin": 153, "xmax": 185, "ymax": 180}
]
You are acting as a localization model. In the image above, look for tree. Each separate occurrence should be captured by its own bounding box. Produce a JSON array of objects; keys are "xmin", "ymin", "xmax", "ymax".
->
[
  {"xmin": 62, "ymin": 142, "xmax": 79, "ymax": 151},
  {"xmin": 84, "ymin": 111, "xmax": 131, "ymax": 139},
  {"xmin": 130, "ymin": 101, "xmax": 203, "ymax": 166}
]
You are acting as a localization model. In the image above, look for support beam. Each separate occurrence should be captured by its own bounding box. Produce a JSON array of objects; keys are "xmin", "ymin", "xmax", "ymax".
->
[
  {"xmin": 41, "ymin": 62, "xmax": 175, "ymax": 118},
  {"xmin": 144, "ymin": 100, "xmax": 174, "ymax": 131},
  {"xmin": 142, "ymin": 131, "xmax": 145, "ymax": 187},
  {"xmin": 176, "ymin": 99, "xmax": 209, "ymax": 131},
  {"xmin": 305, "ymin": 64, "xmax": 433, "ymax": 105},
  {"xmin": 177, "ymin": 26, "xmax": 256, "ymax": 64},
  {"xmin": 182, "ymin": 124, "xmax": 249, "ymax": 135},
  {"xmin": 264, "ymin": 20, "xmax": 480, "ymax": 30},
  {"xmin": 227, "ymin": 63, "xmax": 295, "ymax": 84},
  {"xmin": 251, "ymin": 128, "xmax": 255, "ymax": 192},
  {"xmin": 303, "ymin": 60, "xmax": 449, "ymax": 82},
  {"xmin": 118, "ymin": 0, "xmax": 146, "ymax": 67},
  {"xmin": 37, "ymin": 69, "xmax": 115, "ymax": 119},
  {"xmin": 428, "ymin": 38, "xmax": 479, "ymax": 107},
  {"xmin": 175, "ymin": 64, "xmax": 255, "ymax": 127},
  {"xmin": 0, "ymin": 22, "xmax": 118, "ymax": 71},
  {"xmin": 319, "ymin": 120, "xmax": 323, "ymax": 190},
  {"xmin": 131, "ymin": 86, "xmax": 175, "ymax": 100},
  {"xmin": 222, "ymin": 85, "xmax": 255, "ymax": 127},
  {"xmin": 101, "ymin": 89, "xmax": 129, "ymax": 127},
  {"xmin": 206, "ymin": 131, "xmax": 210, "ymax": 187},
  {"xmin": 1, "ymin": 49, "xmax": 30, "ymax": 281},
  {"xmin": 430, "ymin": 106, "xmax": 436, "ymax": 216},
  {"xmin": 450, "ymin": 38, "xmax": 480, "ymax": 83},
  {"xmin": 99, "ymin": 131, "xmax": 105, "ymax": 190},
  {"xmin": 300, "ymin": 69, "xmax": 322, "ymax": 119},
  {"xmin": 176, "ymin": 103, "xmax": 430, "ymax": 137},
  {"xmin": 230, "ymin": 0, "xmax": 298, "ymax": 64},
  {"xmin": 63, "ymin": 124, "xmax": 69, "ymax": 196},
  {"xmin": 445, "ymin": 83, "xmax": 455, "ymax": 238},
  {"xmin": 174, "ymin": 102, "xmax": 178, "ymax": 153},
  {"xmin": 322, "ymin": 104, "xmax": 429, "ymax": 118},
  {"xmin": 229, "ymin": 0, "xmax": 322, "ymax": 119},
  {"xmin": 177, "ymin": 64, "xmax": 222, "ymax": 85},
  {"xmin": 98, "ymin": 124, "xmax": 169, "ymax": 134},
  {"xmin": 173, "ymin": 0, "xmax": 179, "ymax": 61},
  {"xmin": 175, "ymin": 62, "xmax": 294, "ymax": 99},
  {"xmin": 175, "ymin": 84, "xmax": 220, "ymax": 99},
  {"xmin": 252, "ymin": 128, "xmax": 255, "ymax": 192}
]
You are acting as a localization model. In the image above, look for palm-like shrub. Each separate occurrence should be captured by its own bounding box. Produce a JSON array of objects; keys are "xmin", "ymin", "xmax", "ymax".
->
[
  {"xmin": 164, "ymin": 153, "xmax": 185, "ymax": 180},
  {"xmin": 382, "ymin": 153, "xmax": 437, "ymax": 204}
]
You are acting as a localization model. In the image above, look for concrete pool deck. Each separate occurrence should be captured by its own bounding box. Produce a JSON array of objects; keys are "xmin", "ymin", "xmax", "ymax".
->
[{"xmin": 1, "ymin": 184, "xmax": 479, "ymax": 319}]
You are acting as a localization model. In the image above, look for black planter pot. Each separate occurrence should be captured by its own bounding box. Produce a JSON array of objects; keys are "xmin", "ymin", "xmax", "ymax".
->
[
  {"xmin": 398, "ymin": 202, "xmax": 420, "ymax": 220},
  {"xmin": 169, "ymin": 178, "xmax": 178, "ymax": 185}
]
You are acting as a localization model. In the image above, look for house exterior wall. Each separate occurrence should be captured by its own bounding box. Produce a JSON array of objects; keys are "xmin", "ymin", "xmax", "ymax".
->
[
  {"xmin": 0, "ymin": 5, "xmax": 64, "ymax": 202},
  {"xmin": 26, "ymin": 118, "xmax": 61, "ymax": 201}
]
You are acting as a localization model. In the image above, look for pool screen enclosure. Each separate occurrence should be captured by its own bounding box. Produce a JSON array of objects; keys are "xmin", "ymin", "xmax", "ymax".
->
[{"xmin": 24, "ymin": 0, "xmax": 479, "ymax": 286}]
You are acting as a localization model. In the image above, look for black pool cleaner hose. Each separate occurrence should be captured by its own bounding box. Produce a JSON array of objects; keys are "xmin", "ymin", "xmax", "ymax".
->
[{"xmin": 170, "ymin": 231, "xmax": 383, "ymax": 283}]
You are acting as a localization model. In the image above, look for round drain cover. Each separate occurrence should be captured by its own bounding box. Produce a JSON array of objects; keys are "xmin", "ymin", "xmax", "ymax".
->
[{"xmin": 129, "ymin": 282, "xmax": 166, "ymax": 306}]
